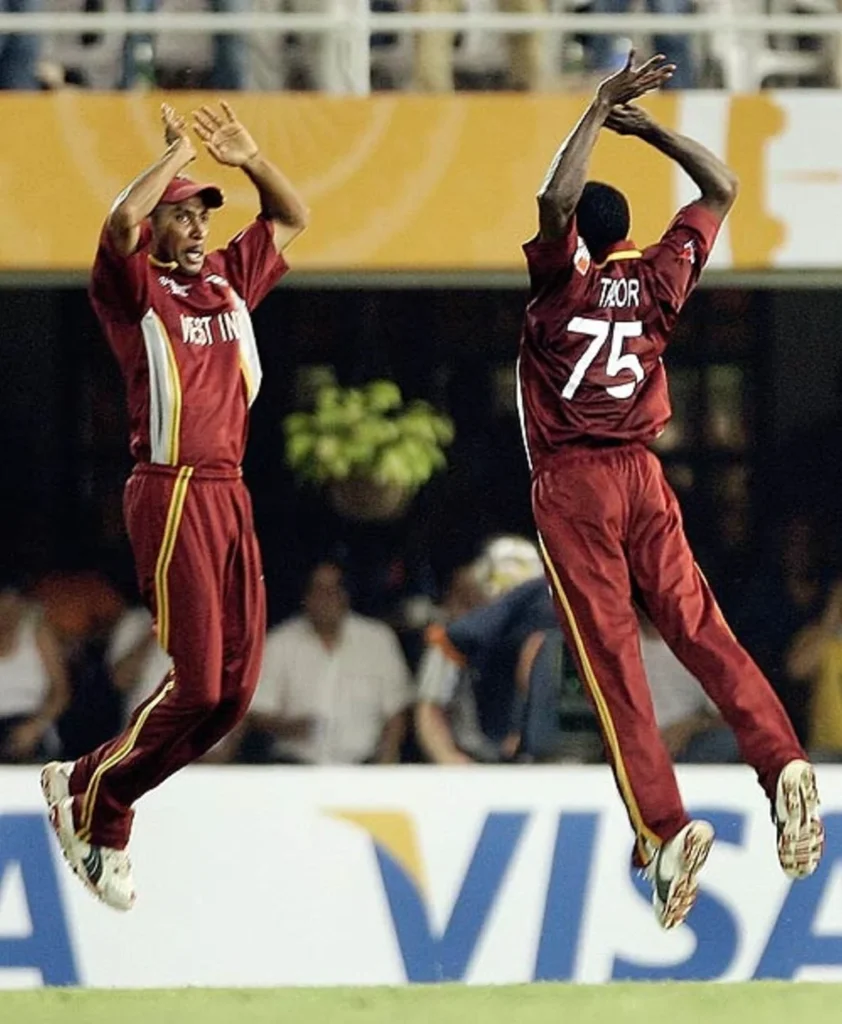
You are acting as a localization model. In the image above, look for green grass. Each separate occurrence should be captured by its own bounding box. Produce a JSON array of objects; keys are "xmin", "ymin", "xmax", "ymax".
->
[{"xmin": 1, "ymin": 983, "xmax": 841, "ymax": 1024}]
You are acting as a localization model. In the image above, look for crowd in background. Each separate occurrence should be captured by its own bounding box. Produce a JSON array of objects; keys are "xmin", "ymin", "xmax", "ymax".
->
[
  {"xmin": 0, "ymin": 0, "xmax": 836, "ymax": 93},
  {"xmin": 4, "ymin": 504, "xmax": 842, "ymax": 769}
]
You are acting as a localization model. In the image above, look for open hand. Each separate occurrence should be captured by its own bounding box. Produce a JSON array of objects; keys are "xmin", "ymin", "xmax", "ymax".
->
[
  {"xmin": 604, "ymin": 103, "xmax": 657, "ymax": 138},
  {"xmin": 596, "ymin": 50, "xmax": 674, "ymax": 109},
  {"xmin": 193, "ymin": 102, "xmax": 259, "ymax": 168},
  {"xmin": 162, "ymin": 103, "xmax": 196, "ymax": 161}
]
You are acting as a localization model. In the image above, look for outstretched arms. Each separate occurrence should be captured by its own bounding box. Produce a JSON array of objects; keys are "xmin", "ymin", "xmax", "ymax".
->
[
  {"xmin": 107, "ymin": 106, "xmax": 196, "ymax": 257},
  {"xmin": 536, "ymin": 52, "xmax": 674, "ymax": 242},
  {"xmin": 193, "ymin": 101, "xmax": 310, "ymax": 254},
  {"xmin": 605, "ymin": 104, "xmax": 738, "ymax": 220}
]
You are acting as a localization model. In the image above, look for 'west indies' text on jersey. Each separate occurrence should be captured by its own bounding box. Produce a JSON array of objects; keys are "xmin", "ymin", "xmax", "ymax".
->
[
  {"xmin": 517, "ymin": 202, "xmax": 720, "ymax": 469},
  {"xmin": 90, "ymin": 217, "xmax": 287, "ymax": 470}
]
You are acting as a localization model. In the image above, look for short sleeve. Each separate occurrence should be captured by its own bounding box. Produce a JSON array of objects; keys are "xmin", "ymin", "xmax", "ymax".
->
[
  {"xmin": 416, "ymin": 645, "xmax": 462, "ymax": 705},
  {"xmin": 378, "ymin": 630, "xmax": 413, "ymax": 718},
  {"xmin": 89, "ymin": 222, "xmax": 152, "ymax": 323},
  {"xmin": 221, "ymin": 217, "xmax": 289, "ymax": 310},
  {"xmin": 646, "ymin": 202, "xmax": 722, "ymax": 317},
  {"xmin": 522, "ymin": 218, "xmax": 580, "ymax": 295},
  {"xmin": 249, "ymin": 629, "xmax": 289, "ymax": 714}
]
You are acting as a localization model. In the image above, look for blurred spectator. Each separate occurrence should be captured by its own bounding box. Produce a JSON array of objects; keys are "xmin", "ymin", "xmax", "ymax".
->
[
  {"xmin": 246, "ymin": 561, "xmax": 412, "ymax": 764},
  {"xmin": 398, "ymin": 560, "xmax": 487, "ymax": 671},
  {"xmin": 106, "ymin": 605, "xmax": 173, "ymax": 725},
  {"xmin": 415, "ymin": 538, "xmax": 562, "ymax": 763},
  {"xmin": 33, "ymin": 569, "xmax": 124, "ymax": 645},
  {"xmin": 786, "ymin": 579, "xmax": 842, "ymax": 761},
  {"xmin": 0, "ymin": 0, "xmax": 41, "ymax": 90},
  {"xmin": 639, "ymin": 612, "xmax": 739, "ymax": 763},
  {"xmin": 33, "ymin": 570, "xmax": 126, "ymax": 759},
  {"xmin": 414, "ymin": 0, "xmax": 547, "ymax": 91},
  {"xmin": 245, "ymin": 0, "xmax": 345, "ymax": 91},
  {"xmin": 731, "ymin": 514, "xmax": 831, "ymax": 745},
  {"xmin": 587, "ymin": 13, "xmax": 694, "ymax": 89},
  {"xmin": 0, "ymin": 588, "xmax": 69, "ymax": 763},
  {"xmin": 121, "ymin": 0, "xmax": 247, "ymax": 89},
  {"xmin": 518, "ymin": 628, "xmax": 601, "ymax": 763}
]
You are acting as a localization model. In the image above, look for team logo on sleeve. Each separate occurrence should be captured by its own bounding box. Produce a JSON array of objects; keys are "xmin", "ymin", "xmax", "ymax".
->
[
  {"xmin": 574, "ymin": 238, "xmax": 591, "ymax": 276},
  {"xmin": 158, "ymin": 275, "xmax": 191, "ymax": 298},
  {"xmin": 680, "ymin": 240, "xmax": 696, "ymax": 265}
]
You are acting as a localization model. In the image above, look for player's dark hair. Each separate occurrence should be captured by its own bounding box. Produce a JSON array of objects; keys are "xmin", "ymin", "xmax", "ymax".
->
[{"xmin": 576, "ymin": 182, "xmax": 631, "ymax": 258}]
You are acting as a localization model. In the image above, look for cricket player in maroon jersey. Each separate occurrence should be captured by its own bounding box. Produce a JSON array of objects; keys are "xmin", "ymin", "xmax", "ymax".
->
[
  {"xmin": 39, "ymin": 101, "xmax": 309, "ymax": 910},
  {"xmin": 518, "ymin": 54, "xmax": 824, "ymax": 930}
]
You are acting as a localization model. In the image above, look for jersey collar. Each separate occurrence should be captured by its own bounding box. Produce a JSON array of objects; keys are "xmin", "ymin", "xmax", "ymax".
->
[
  {"xmin": 597, "ymin": 239, "xmax": 642, "ymax": 267},
  {"xmin": 148, "ymin": 254, "xmax": 179, "ymax": 271}
]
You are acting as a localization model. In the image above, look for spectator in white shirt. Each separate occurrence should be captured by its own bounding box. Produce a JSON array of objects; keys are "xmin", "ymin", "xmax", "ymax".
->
[
  {"xmin": 106, "ymin": 605, "xmax": 173, "ymax": 724},
  {"xmin": 0, "ymin": 588, "xmax": 69, "ymax": 762},
  {"xmin": 247, "ymin": 562, "xmax": 412, "ymax": 765},
  {"xmin": 639, "ymin": 613, "xmax": 740, "ymax": 763}
]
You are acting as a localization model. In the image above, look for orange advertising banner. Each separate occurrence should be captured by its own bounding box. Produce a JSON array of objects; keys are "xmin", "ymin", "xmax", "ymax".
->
[{"xmin": 0, "ymin": 91, "xmax": 829, "ymax": 272}]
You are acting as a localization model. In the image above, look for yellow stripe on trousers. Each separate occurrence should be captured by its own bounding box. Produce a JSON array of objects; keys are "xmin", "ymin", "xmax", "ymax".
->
[
  {"xmin": 537, "ymin": 535, "xmax": 661, "ymax": 863},
  {"xmin": 78, "ymin": 675, "xmax": 175, "ymax": 842},
  {"xmin": 154, "ymin": 466, "xmax": 193, "ymax": 654},
  {"xmin": 78, "ymin": 466, "xmax": 192, "ymax": 843}
]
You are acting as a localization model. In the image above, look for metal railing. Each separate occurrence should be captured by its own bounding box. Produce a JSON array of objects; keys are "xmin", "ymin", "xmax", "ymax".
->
[{"xmin": 2, "ymin": 7, "xmax": 840, "ymax": 94}]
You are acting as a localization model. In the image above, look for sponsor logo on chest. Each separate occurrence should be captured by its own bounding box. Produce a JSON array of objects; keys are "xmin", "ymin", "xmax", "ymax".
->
[{"xmin": 180, "ymin": 309, "xmax": 245, "ymax": 347}]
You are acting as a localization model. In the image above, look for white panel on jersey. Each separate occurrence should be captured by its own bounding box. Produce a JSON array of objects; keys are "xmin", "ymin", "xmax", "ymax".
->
[
  {"xmin": 515, "ymin": 356, "xmax": 533, "ymax": 471},
  {"xmin": 233, "ymin": 293, "xmax": 263, "ymax": 407},
  {"xmin": 140, "ymin": 309, "xmax": 179, "ymax": 466},
  {"xmin": 675, "ymin": 94, "xmax": 732, "ymax": 270}
]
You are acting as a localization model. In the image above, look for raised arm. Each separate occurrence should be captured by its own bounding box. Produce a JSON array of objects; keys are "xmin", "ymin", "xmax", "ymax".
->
[
  {"xmin": 536, "ymin": 52, "xmax": 674, "ymax": 242},
  {"xmin": 605, "ymin": 105, "xmax": 738, "ymax": 220},
  {"xmin": 193, "ymin": 102, "xmax": 310, "ymax": 254},
  {"xmin": 108, "ymin": 105, "xmax": 197, "ymax": 257}
]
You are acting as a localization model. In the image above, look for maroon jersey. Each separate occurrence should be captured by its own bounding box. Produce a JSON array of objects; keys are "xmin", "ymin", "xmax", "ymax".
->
[
  {"xmin": 90, "ymin": 217, "xmax": 287, "ymax": 470},
  {"xmin": 517, "ymin": 201, "xmax": 720, "ymax": 469}
]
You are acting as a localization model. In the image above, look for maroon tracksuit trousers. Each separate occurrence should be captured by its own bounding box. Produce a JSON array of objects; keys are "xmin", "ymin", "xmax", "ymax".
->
[
  {"xmin": 533, "ymin": 443, "xmax": 805, "ymax": 866},
  {"xmin": 69, "ymin": 463, "xmax": 266, "ymax": 849}
]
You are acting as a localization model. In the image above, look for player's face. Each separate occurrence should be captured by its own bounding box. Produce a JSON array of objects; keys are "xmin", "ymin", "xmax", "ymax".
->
[{"xmin": 151, "ymin": 197, "xmax": 211, "ymax": 276}]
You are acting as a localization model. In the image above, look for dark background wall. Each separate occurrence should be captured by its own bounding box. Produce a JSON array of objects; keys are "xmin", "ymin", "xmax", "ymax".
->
[{"xmin": 1, "ymin": 283, "xmax": 839, "ymax": 624}]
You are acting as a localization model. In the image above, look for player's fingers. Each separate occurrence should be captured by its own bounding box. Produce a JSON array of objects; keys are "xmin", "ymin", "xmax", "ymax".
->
[
  {"xmin": 635, "ymin": 61, "xmax": 671, "ymax": 85},
  {"xmin": 636, "ymin": 52, "xmax": 666, "ymax": 74},
  {"xmin": 220, "ymin": 100, "xmax": 236, "ymax": 123},
  {"xmin": 192, "ymin": 121, "xmax": 212, "ymax": 142},
  {"xmin": 642, "ymin": 69, "xmax": 675, "ymax": 92},
  {"xmin": 200, "ymin": 104, "xmax": 224, "ymax": 128},
  {"xmin": 635, "ymin": 65, "xmax": 675, "ymax": 92},
  {"xmin": 193, "ymin": 109, "xmax": 217, "ymax": 134}
]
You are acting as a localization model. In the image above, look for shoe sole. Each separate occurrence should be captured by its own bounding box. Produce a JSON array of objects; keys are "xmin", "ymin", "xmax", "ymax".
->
[
  {"xmin": 40, "ymin": 762, "xmax": 69, "ymax": 810},
  {"xmin": 46, "ymin": 800, "xmax": 135, "ymax": 913},
  {"xmin": 777, "ymin": 762, "xmax": 824, "ymax": 880},
  {"xmin": 660, "ymin": 821, "xmax": 714, "ymax": 931}
]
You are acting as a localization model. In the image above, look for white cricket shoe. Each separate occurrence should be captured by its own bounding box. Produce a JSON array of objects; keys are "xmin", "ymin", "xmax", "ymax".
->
[
  {"xmin": 646, "ymin": 820, "xmax": 715, "ymax": 930},
  {"xmin": 40, "ymin": 761, "xmax": 74, "ymax": 809},
  {"xmin": 775, "ymin": 759, "xmax": 824, "ymax": 879},
  {"xmin": 48, "ymin": 797, "xmax": 136, "ymax": 912}
]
